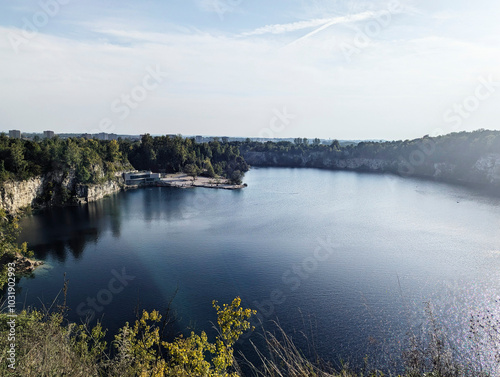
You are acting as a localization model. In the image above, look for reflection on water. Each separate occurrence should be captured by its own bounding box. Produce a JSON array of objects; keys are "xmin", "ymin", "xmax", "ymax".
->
[
  {"xmin": 20, "ymin": 197, "xmax": 116, "ymax": 261},
  {"xmin": 19, "ymin": 187, "xmax": 215, "ymax": 261}
]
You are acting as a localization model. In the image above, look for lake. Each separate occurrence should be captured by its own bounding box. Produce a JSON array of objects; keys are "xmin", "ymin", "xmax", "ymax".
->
[{"xmin": 14, "ymin": 168, "xmax": 500, "ymax": 372}]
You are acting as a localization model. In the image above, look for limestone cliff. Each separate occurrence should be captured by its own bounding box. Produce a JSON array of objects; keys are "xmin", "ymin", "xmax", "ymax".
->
[
  {"xmin": 243, "ymin": 150, "xmax": 500, "ymax": 189},
  {"xmin": 0, "ymin": 170, "xmax": 127, "ymax": 214},
  {"xmin": 0, "ymin": 177, "xmax": 44, "ymax": 213},
  {"xmin": 75, "ymin": 178, "xmax": 124, "ymax": 203}
]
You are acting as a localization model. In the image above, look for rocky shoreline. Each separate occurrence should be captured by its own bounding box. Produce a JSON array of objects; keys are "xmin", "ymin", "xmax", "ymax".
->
[
  {"xmin": 0, "ymin": 253, "xmax": 44, "ymax": 276},
  {"xmin": 0, "ymin": 171, "xmax": 246, "ymax": 215},
  {"xmin": 0, "ymin": 171, "xmax": 127, "ymax": 214},
  {"xmin": 154, "ymin": 173, "xmax": 246, "ymax": 190},
  {"xmin": 242, "ymin": 151, "xmax": 500, "ymax": 190}
]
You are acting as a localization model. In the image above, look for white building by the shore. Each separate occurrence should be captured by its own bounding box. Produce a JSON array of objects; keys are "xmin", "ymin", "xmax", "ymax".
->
[{"xmin": 123, "ymin": 171, "xmax": 160, "ymax": 185}]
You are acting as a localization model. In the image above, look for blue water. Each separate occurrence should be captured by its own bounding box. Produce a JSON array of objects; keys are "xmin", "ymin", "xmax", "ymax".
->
[{"xmin": 13, "ymin": 168, "xmax": 500, "ymax": 372}]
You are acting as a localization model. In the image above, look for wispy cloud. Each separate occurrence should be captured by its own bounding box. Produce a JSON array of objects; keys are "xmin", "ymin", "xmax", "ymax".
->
[
  {"xmin": 92, "ymin": 29, "xmax": 188, "ymax": 44},
  {"xmin": 1, "ymin": 0, "xmax": 500, "ymax": 139},
  {"xmin": 241, "ymin": 17, "xmax": 339, "ymax": 36},
  {"xmin": 241, "ymin": 9, "xmax": 400, "ymax": 38}
]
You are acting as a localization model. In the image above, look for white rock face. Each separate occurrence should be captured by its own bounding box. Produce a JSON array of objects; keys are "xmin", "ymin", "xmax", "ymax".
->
[
  {"xmin": 332, "ymin": 158, "xmax": 389, "ymax": 170},
  {"xmin": 473, "ymin": 153, "xmax": 500, "ymax": 184},
  {"xmin": 433, "ymin": 162, "xmax": 456, "ymax": 178},
  {"xmin": 0, "ymin": 171, "xmax": 127, "ymax": 213},
  {"xmin": 78, "ymin": 180, "xmax": 123, "ymax": 203},
  {"xmin": 0, "ymin": 177, "xmax": 43, "ymax": 213},
  {"xmin": 243, "ymin": 150, "xmax": 500, "ymax": 188}
]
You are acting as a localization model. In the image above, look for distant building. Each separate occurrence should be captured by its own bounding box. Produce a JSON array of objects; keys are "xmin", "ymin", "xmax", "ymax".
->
[
  {"xmin": 9, "ymin": 130, "xmax": 21, "ymax": 139},
  {"xmin": 81, "ymin": 133, "xmax": 92, "ymax": 139},
  {"xmin": 123, "ymin": 171, "xmax": 160, "ymax": 185},
  {"xmin": 221, "ymin": 137, "xmax": 229, "ymax": 143},
  {"xmin": 43, "ymin": 130, "xmax": 55, "ymax": 139},
  {"xmin": 195, "ymin": 135, "xmax": 203, "ymax": 143},
  {"xmin": 95, "ymin": 132, "xmax": 118, "ymax": 141},
  {"xmin": 96, "ymin": 132, "xmax": 108, "ymax": 140}
]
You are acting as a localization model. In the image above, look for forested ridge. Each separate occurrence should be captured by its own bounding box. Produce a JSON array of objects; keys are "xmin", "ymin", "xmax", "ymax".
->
[
  {"xmin": 239, "ymin": 129, "xmax": 500, "ymax": 164},
  {"xmin": 1, "ymin": 129, "xmax": 499, "ymax": 191},
  {"xmin": 238, "ymin": 129, "xmax": 500, "ymax": 187},
  {"xmin": 125, "ymin": 134, "xmax": 248, "ymax": 184},
  {"xmin": 0, "ymin": 134, "xmax": 131, "ymax": 184},
  {"xmin": 0, "ymin": 133, "xmax": 249, "ymax": 186}
]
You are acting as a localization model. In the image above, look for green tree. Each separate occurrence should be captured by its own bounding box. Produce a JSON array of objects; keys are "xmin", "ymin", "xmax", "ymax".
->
[
  {"xmin": 0, "ymin": 160, "xmax": 9, "ymax": 182},
  {"xmin": 9, "ymin": 141, "xmax": 28, "ymax": 177},
  {"xmin": 229, "ymin": 170, "xmax": 243, "ymax": 185},
  {"xmin": 203, "ymin": 158, "xmax": 216, "ymax": 177},
  {"xmin": 63, "ymin": 139, "xmax": 81, "ymax": 168},
  {"xmin": 76, "ymin": 165, "xmax": 91, "ymax": 183},
  {"xmin": 331, "ymin": 139, "xmax": 341, "ymax": 151},
  {"xmin": 111, "ymin": 297, "xmax": 255, "ymax": 376},
  {"xmin": 184, "ymin": 163, "xmax": 199, "ymax": 181},
  {"xmin": 107, "ymin": 140, "xmax": 121, "ymax": 162},
  {"xmin": 0, "ymin": 209, "xmax": 33, "ymax": 288}
]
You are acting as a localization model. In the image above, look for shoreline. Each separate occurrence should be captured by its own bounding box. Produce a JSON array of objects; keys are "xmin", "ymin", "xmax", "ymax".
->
[
  {"xmin": 0, "ymin": 253, "xmax": 44, "ymax": 276},
  {"xmin": 126, "ymin": 173, "xmax": 246, "ymax": 190},
  {"xmin": 249, "ymin": 165, "xmax": 500, "ymax": 198}
]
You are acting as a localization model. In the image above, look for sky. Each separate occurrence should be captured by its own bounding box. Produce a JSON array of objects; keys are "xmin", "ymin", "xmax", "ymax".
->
[{"xmin": 1, "ymin": 0, "xmax": 500, "ymax": 140}]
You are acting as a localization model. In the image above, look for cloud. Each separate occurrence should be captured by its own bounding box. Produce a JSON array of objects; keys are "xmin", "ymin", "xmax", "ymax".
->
[
  {"xmin": 1, "ymin": 0, "xmax": 500, "ymax": 140},
  {"xmin": 240, "ymin": 7, "xmax": 406, "ymax": 39},
  {"xmin": 241, "ymin": 17, "xmax": 339, "ymax": 37},
  {"xmin": 431, "ymin": 11, "xmax": 460, "ymax": 21}
]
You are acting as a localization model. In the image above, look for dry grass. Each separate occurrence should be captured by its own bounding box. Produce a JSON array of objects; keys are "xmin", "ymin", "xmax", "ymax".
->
[
  {"xmin": 239, "ymin": 322, "xmax": 386, "ymax": 377},
  {"xmin": 0, "ymin": 312, "xmax": 100, "ymax": 376},
  {"xmin": 0, "ymin": 302, "xmax": 498, "ymax": 376}
]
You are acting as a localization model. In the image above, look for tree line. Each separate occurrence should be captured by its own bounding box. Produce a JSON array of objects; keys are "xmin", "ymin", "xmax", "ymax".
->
[
  {"xmin": 0, "ymin": 134, "xmax": 249, "ymax": 185},
  {"xmin": 126, "ymin": 134, "xmax": 248, "ymax": 184},
  {"xmin": 2, "ymin": 129, "xmax": 499, "ymax": 187},
  {"xmin": 237, "ymin": 129, "xmax": 500, "ymax": 184}
]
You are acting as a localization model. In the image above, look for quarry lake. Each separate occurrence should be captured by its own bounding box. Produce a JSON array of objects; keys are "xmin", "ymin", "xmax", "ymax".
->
[{"xmin": 15, "ymin": 168, "xmax": 500, "ymax": 371}]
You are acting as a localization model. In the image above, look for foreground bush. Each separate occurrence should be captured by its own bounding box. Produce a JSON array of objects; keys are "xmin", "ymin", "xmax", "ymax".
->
[{"xmin": 0, "ymin": 297, "xmax": 255, "ymax": 376}]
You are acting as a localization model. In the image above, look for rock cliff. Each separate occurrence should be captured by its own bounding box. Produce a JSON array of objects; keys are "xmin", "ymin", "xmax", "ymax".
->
[
  {"xmin": 242, "ymin": 150, "xmax": 500, "ymax": 189},
  {"xmin": 0, "ymin": 170, "xmax": 127, "ymax": 214},
  {"xmin": 0, "ymin": 177, "xmax": 44, "ymax": 213}
]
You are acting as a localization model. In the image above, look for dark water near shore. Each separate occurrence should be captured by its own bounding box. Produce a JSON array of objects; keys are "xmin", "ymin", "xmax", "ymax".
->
[{"xmin": 12, "ymin": 168, "xmax": 500, "ymax": 372}]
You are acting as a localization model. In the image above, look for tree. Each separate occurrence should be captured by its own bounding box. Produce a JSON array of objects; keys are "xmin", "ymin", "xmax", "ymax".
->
[
  {"xmin": 63, "ymin": 139, "xmax": 81, "ymax": 168},
  {"xmin": 184, "ymin": 164, "xmax": 199, "ymax": 182},
  {"xmin": 107, "ymin": 140, "xmax": 121, "ymax": 162},
  {"xmin": 76, "ymin": 165, "xmax": 91, "ymax": 183},
  {"xmin": 331, "ymin": 139, "xmax": 341, "ymax": 151},
  {"xmin": 9, "ymin": 141, "xmax": 28, "ymax": 177},
  {"xmin": 230, "ymin": 170, "xmax": 242, "ymax": 185},
  {"xmin": 0, "ymin": 160, "xmax": 9, "ymax": 182},
  {"xmin": 112, "ymin": 297, "xmax": 255, "ymax": 376},
  {"xmin": 203, "ymin": 158, "xmax": 216, "ymax": 178},
  {"xmin": 0, "ymin": 209, "xmax": 33, "ymax": 288}
]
